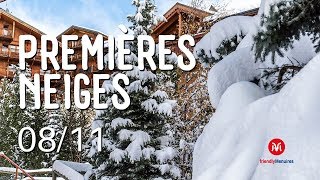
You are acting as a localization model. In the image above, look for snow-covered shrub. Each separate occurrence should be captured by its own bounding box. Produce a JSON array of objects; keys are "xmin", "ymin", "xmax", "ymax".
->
[
  {"xmin": 194, "ymin": 54, "xmax": 320, "ymax": 180},
  {"xmin": 194, "ymin": 0, "xmax": 319, "ymax": 106},
  {"xmin": 193, "ymin": 0, "xmax": 320, "ymax": 179}
]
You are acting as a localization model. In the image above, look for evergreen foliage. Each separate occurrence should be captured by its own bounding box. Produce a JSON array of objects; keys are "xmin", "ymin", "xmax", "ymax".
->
[
  {"xmin": 88, "ymin": 0, "xmax": 180, "ymax": 179},
  {"xmin": 253, "ymin": 0, "xmax": 320, "ymax": 92},
  {"xmin": 253, "ymin": 0, "xmax": 320, "ymax": 63},
  {"xmin": 197, "ymin": 33, "xmax": 245, "ymax": 66},
  {"xmin": 0, "ymin": 64, "xmax": 51, "ymax": 169}
]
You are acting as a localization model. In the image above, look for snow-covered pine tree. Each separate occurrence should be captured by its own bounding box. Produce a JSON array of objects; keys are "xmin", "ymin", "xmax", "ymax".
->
[
  {"xmin": 87, "ymin": 0, "xmax": 180, "ymax": 179},
  {"xmin": 253, "ymin": 0, "xmax": 320, "ymax": 92},
  {"xmin": 45, "ymin": 108, "xmax": 63, "ymax": 166},
  {"xmin": 194, "ymin": 0, "xmax": 319, "ymax": 106},
  {"xmin": 0, "ymin": 64, "xmax": 50, "ymax": 169},
  {"xmin": 197, "ymin": 32, "xmax": 245, "ymax": 66},
  {"xmin": 57, "ymin": 101, "xmax": 93, "ymax": 163}
]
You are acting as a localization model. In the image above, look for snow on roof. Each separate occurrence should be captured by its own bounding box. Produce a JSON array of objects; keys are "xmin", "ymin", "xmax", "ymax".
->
[
  {"xmin": 53, "ymin": 160, "xmax": 92, "ymax": 180},
  {"xmin": 57, "ymin": 25, "xmax": 108, "ymax": 39},
  {"xmin": 0, "ymin": 8, "xmax": 46, "ymax": 35},
  {"xmin": 203, "ymin": 8, "xmax": 259, "ymax": 23},
  {"xmin": 73, "ymin": 25, "xmax": 108, "ymax": 37},
  {"xmin": 0, "ymin": 167, "xmax": 52, "ymax": 174},
  {"xmin": 22, "ymin": 178, "xmax": 64, "ymax": 180}
]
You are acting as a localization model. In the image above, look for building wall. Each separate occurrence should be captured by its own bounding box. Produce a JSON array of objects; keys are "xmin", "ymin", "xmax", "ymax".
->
[
  {"xmin": 0, "ymin": 16, "xmax": 51, "ymax": 80},
  {"xmin": 56, "ymin": 29, "xmax": 109, "ymax": 89}
]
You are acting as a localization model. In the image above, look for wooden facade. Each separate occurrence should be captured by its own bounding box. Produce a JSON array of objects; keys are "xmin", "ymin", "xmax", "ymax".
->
[
  {"xmin": 0, "ymin": 3, "xmax": 258, "ymax": 97},
  {"xmin": 56, "ymin": 25, "xmax": 109, "ymax": 89},
  {"xmin": 152, "ymin": 3, "xmax": 212, "ymax": 43},
  {"xmin": 0, "ymin": 8, "xmax": 111, "ymax": 89},
  {"xmin": 0, "ymin": 8, "xmax": 52, "ymax": 80},
  {"xmin": 151, "ymin": 4, "xmax": 259, "ymax": 105},
  {"xmin": 151, "ymin": 3, "xmax": 259, "ymax": 138}
]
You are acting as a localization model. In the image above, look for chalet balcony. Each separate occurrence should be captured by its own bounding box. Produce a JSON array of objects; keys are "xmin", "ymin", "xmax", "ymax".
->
[
  {"xmin": 0, "ymin": 50, "xmax": 42, "ymax": 62},
  {"xmin": 0, "ymin": 29, "xmax": 13, "ymax": 41},
  {"xmin": 68, "ymin": 40, "xmax": 98, "ymax": 49},
  {"xmin": 69, "ymin": 53, "xmax": 82, "ymax": 62},
  {"xmin": 33, "ymin": 54, "xmax": 41, "ymax": 62},
  {"xmin": 9, "ymin": 51, "xmax": 19, "ymax": 59},
  {"xmin": 69, "ymin": 40, "xmax": 82, "ymax": 49},
  {"xmin": 0, "ymin": 50, "xmax": 9, "ymax": 58}
]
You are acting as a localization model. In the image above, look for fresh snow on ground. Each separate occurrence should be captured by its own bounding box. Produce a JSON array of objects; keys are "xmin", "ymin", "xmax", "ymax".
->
[
  {"xmin": 0, "ymin": 167, "xmax": 52, "ymax": 174},
  {"xmin": 193, "ymin": 0, "xmax": 320, "ymax": 179},
  {"xmin": 193, "ymin": 54, "xmax": 320, "ymax": 180},
  {"xmin": 206, "ymin": 46, "xmax": 261, "ymax": 107},
  {"xmin": 52, "ymin": 160, "xmax": 92, "ymax": 180}
]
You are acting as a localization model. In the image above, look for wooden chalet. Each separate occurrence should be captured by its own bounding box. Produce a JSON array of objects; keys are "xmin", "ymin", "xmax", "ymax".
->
[
  {"xmin": 151, "ymin": 4, "xmax": 259, "ymax": 102},
  {"xmin": 0, "ymin": 8, "xmax": 52, "ymax": 80},
  {"xmin": 152, "ymin": 3, "xmax": 259, "ymax": 54},
  {"xmin": 56, "ymin": 25, "xmax": 109, "ymax": 88},
  {"xmin": 151, "ymin": 4, "xmax": 259, "ymax": 151},
  {"xmin": 152, "ymin": 2, "xmax": 212, "ymax": 44}
]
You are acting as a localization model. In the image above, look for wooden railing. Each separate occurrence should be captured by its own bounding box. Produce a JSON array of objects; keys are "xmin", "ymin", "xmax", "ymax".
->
[
  {"xmin": 0, "ymin": 29, "xmax": 13, "ymax": 38},
  {"xmin": 0, "ymin": 50, "xmax": 41, "ymax": 61},
  {"xmin": 0, "ymin": 152, "xmax": 35, "ymax": 180},
  {"xmin": 68, "ymin": 39, "xmax": 99, "ymax": 49},
  {"xmin": 0, "ymin": 50, "xmax": 9, "ymax": 57},
  {"xmin": 69, "ymin": 53, "xmax": 82, "ymax": 62},
  {"xmin": 68, "ymin": 40, "xmax": 82, "ymax": 49}
]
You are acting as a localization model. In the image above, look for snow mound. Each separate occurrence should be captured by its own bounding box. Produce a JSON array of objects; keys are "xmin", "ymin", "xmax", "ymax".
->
[
  {"xmin": 207, "ymin": 47, "xmax": 261, "ymax": 107},
  {"xmin": 198, "ymin": 3, "xmax": 315, "ymax": 108},
  {"xmin": 206, "ymin": 33, "xmax": 315, "ymax": 108},
  {"xmin": 193, "ymin": 54, "xmax": 320, "ymax": 180},
  {"xmin": 53, "ymin": 160, "xmax": 92, "ymax": 180},
  {"xmin": 194, "ymin": 16, "xmax": 258, "ymax": 62}
]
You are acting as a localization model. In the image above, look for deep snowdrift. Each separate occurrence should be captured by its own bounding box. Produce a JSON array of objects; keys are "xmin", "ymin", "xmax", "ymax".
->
[
  {"xmin": 194, "ymin": 0, "xmax": 316, "ymax": 108},
  {"xmin": 206, "ymin": 47, "xmax": 261, "ymax": 107},
  {"xmin": 193, "ymin": 54, "xmax": 320, "ymax": 180}
]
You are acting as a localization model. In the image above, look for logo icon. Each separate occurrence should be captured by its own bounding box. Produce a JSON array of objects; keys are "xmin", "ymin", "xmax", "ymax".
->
[{"xmin": 268, "ymin": 138, "xmax": 285, "ymax": 156}]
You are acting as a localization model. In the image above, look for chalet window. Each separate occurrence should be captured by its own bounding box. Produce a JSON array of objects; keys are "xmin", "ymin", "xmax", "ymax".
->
[
  {"xmin": 87, "ymin": 67, "xmax": 92, "ymax": 73},
  {"xmin": 2, "ymin": 45, "xmax": 8, "ymax": 52},
  {"xmin": 9, "ymin": 45, "xmax": 16, "ymax": 52},
  {"xmin": 3, "ymin": 24, "xmax": 9, "ymax": 36},
  {"xmin": 1, "ymin": 45, "xmax": 8, "ymax": 57},
  {"xmin": 76, "ymin": 40, "xmax": 81, "ymax": 47},
  {"xmin": 37, "ymin": 49, "xmax": 41, "ymax": 56},
  {"xmin": 71, "ymin": 41, "xmax": 75, "ymax": 48},
  {"xmin": 40, "ymin": 69, "xmax": 45, "ymax": 75}
]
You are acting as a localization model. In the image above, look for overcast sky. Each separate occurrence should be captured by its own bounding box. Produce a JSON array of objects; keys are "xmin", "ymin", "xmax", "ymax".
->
[{"xmin": 0, "ymin": 0, "xmax": 261, "ymax": 36}]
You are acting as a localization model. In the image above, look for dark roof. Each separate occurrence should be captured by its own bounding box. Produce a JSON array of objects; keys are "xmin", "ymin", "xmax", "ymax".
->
[
  {"xmin": 153, "ymin": 3, "xmax": 213, "ymax": 35},
  {"xmin": 208, "ymin": 8, "xmax": 259, "ymax": 23},
  {"xmin": 164, "ymin": 2, "xmax": 213, "ymax": 18},
  {"xmin": 227, "ymin": 8, "xmax": 259, "ymax": 18},
  {"xmin": 0, "ymin": 8, "xmax": 45, "ymax": 35},
  {"xmin": 57, "ymin": 25, "xmax": 108, "ymax": 40}
]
